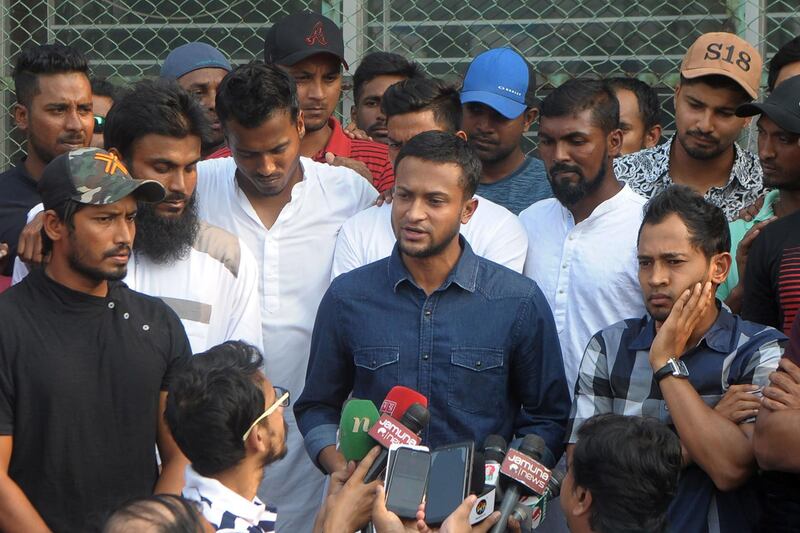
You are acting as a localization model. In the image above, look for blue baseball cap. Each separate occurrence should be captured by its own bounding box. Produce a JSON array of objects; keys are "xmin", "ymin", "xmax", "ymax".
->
[
  {"xmin": 160, "ymin": 42, "xmax": 231, "ymax": 79},
  {"xmin": 460, "ymin": 48, "xmax": 535, "ymax": 120}
]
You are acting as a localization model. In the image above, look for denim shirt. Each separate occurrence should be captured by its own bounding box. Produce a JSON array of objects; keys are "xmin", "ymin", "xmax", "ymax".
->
[{"xmin": 295, "ymin": 239, "xmax": 570, "ymax": 468}]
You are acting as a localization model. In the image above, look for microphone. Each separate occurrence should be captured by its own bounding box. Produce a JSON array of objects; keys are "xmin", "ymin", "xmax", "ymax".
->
[
  {"xmin": 490, "ymin": 435, "xmax": 551, "ymax": 533},
  {"xmin": 363, "ymin": 402, "xmax": 430, "ymax": 483},
  {"xmin": 483, "ymin": 434, "xmax": 507, "ymax": 498},
  {"xmin": 379, "ymin": 385, "xmax": 428, "ymax": 418},
  {"xmin": 338, "ymin": 399, "xmax": 380, "ymax": 462},
  {"xmin": 470, "ymin": 451, "xmax": 485, "ymax": 495}
]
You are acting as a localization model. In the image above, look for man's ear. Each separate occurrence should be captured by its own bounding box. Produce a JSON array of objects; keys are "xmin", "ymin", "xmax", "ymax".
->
[
  {"xmin": 709, "ymin": 252, "xmax": 732, "ymax": 286},
  {"xmin": 608, "ymin": 128, "xmax": 624, "ymax": 158},
  {"xmin": 522, "ymin": 107, "xmax": 538, "ymax": 132},
  {"xmin": 297, "ymin": 111, "xmax": 306, "ymax": 140},
  {"xmin": 645, "ymin": 124, "xmax": 662, "ymax": 149},
  {"xmin": 14, "ymin": 103, "xmax": 29, "ymax": 132},
  {"xmin": 461, "ymin": 197, "xmax": 478, "ymax": 225},
  {"xmin": 455, "ymin": 130, "xmax": 468, "ymax": 142},
  {"xmin": 350, "ymin": 104, "xmax": 357, "ymax": 124},
  {"xmin": 573, "ymin": 485, "xmax": 593, "ymax": 517},
  {"xmin": 43, "ymin": 209, "xmax": 66, "ymax": 244},
  {"xmin": 108, "ymin": 147, "xmax": 123, "ymax": 160}
]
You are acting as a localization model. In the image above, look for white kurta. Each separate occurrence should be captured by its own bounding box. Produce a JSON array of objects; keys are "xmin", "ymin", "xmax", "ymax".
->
[
  {"xmin": 195, "ymin": 156, "xmax": 377, "ymax": 533},
  {"xmin": 519, "ymin": 184, "xmax": 647, "ymax": 393},
  {"xmin": 331, "ymin": 195, "xmax": 528, "ymax": 279}
]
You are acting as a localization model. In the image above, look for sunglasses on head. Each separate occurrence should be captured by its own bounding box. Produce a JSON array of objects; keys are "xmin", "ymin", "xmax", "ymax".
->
[{"xmin": 94, "ymin": 115, "xmax": 106, "ymax": 133}]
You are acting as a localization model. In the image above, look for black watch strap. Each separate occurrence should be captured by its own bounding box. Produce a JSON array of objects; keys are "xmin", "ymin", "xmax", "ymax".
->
[{"xmin": 654, "ymin": 358, "xmax": 688, "ymax": 382}]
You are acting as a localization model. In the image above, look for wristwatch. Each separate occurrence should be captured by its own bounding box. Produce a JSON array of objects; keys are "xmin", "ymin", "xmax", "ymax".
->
[{"xmin": 654, "ymin": 358, "xmax": 689, "ymax": 382}]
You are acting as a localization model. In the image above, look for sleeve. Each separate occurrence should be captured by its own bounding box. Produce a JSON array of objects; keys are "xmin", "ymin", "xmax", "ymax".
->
[
  {"xmin": 293, "ymin": 284, "xmax": 355, "ymax": 470},
  {"xmin": 0, "ymin": 328, "xmax": 16, "ymax": 435},
  {"xmin": 7, "ymin": 203, "xmax": 43, "ymax": 282},
  {"xmin": 484, "ymin": 212, "xmax": 528, "ymax": 274},
  {"xmin": 373, "ymin": 158, "xmax": 395, "ymax": 193},
  {"xmin": 565, "ymin": 332, "xmax": 615, "ymax": 444},
  {"xmin": 331, "ymin": 218, "xmax": 365, "ymax": 280},
  {"xmin": 733, "ymin": 332, "xmax": 784, "ymax": 423},
  {"xmin": 785, "ymin": 314, "xmax": 800, "ymax": 366},
  {"xmin": 224, "ymin": 241, "xmax": 264, "ymax": 349},
  {"xmin": 741, "ymin": 230, "xmax": 779, "ymax": 329},
  {"xmin": 354, "ymin": 174, "xmax": 379, "ymax": 213},
  {"xmin": 510, "ymin": 284, "xmax": 571, "ymax": 464},
  {"xmin": 160, "ymin": 306, "xmax": 193, "ymax": 391}
]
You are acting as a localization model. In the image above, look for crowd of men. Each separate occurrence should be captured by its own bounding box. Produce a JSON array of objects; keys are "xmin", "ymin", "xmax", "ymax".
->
[{"xmin": 0, "ymin": 10, "xmax": 798, "ymax": 533}]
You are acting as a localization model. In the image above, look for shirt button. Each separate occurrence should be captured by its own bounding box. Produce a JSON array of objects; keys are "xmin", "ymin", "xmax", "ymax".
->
[
  {"xmin": 559, "ymin": 289, "xmax": 565, "ymax": 294},
  {"xmin": 562, "ymin": 264, "xmax": 567, "ymax": 269},
  {"xmin": 372, "ymin": 359, "xmax": 377, "ymax": 366},
  {"xmin": 424, "ymin": 310, "xmax": 431, "ymax": 316},
  {"xmin": 476, "ymin": 361, "xmax": 482, "ymax": 368},
  {"xmin": 108, "ymin": 302, "xmax": 115, "ymax": 309},
  {"xmin": 422, "ymin": 354, "xmax": 429, "ymax": 360}
]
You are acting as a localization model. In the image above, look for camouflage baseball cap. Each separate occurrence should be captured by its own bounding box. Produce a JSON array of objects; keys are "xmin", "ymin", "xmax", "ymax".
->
[{"xmin": 39, "ymin": 147, "xmax": 165, "ymax": 211}]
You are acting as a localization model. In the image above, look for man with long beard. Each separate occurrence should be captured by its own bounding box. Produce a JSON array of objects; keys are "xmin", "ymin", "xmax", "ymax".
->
[
  {"xmin": 13, "ymin": 80, "xmax": 262, "ymax": 353},
  {"xmin": 520, "ymin": 79, "xmax": 647, "ymax": 394}
]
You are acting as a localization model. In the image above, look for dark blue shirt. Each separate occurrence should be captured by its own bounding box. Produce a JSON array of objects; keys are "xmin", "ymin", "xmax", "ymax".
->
[
  {"xmin": 0, "ymin": 162, "xmax": 39, "ymax": 276},
  {"xmin": 567, "ymin": 307, "xmax": 786, "ymax": 533},
  {"xmin": 295, "ymin": 239, "xmax": 570, "ymax": 468},
  {"xmin": 475, "ymin": 156, "xmax": 553, "ymax": 215}
]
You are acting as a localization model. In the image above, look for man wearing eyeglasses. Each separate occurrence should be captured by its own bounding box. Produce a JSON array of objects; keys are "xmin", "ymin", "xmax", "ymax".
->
[{"xmin": 166, "ymin": 341, "xmax": 289, "ymax": 532}]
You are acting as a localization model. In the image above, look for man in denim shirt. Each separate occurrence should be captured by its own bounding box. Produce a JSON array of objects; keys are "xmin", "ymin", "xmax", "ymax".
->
[{"xmin": 295, "ymin": 131, "xmax": 570, "ymax": 475}]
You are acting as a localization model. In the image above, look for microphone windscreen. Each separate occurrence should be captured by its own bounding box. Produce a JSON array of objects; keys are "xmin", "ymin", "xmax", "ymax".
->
[
  {"xmin": 547, "ymin": 469, "xmax": 566, "ymax": 498},
  {"xmin": 339, "ymin": 399, "xmax": 380, "ymax": 462},
  {"xmin": 380, "ymin": 386, "xmax": 428, "ymax": 419},
  {"xmin": 400, "ymin": 402, "xmax": 430, "ymax": 432},
  {"xmin": 519, "ymin": 434, "xmax": 547, "ymax": 461},
  {"xmin": 483, "ymin": 434, "xmax": 507, "ymax": 464}
]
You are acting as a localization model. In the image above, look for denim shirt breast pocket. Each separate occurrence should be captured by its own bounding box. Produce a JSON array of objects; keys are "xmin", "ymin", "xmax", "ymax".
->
[
  {"xmin": 353, "ymin": 346, "xmax": 401, "ymax": 395},
  {"xmin": 448, "ymin": 347, "xmax": 506, "ymax": 414}
]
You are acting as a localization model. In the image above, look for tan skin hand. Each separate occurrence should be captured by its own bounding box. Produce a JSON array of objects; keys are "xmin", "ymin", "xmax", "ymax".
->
[
  {"xmin": 324, "ymin": 152, "xmax": 374, "ymax": 183},
  {"xmin": 650, "ymin": 281, "xmax": 714, "ymax": 366},
  {"xmin": 321, "ymin": 446, "xmax": 382, "ymax": 533},
  {"xmin": 16, "ymin": 211, "xmax": 45, "ymax": 265},
  {"xmin": 343, "ymin": 122, "xmax": 373, "ymax": 141},
  {"xmin": 762, "ymin": 358, "xmax": 800, "ymax": 411},
  {"xmin": 714, "ymin": 384, "xmax": 762, "ymax": 423},
  {"xmin": 736, "ymin": 217, "xmax": 777, "ymax": 282},
  {"xmin": 0, "ymin": 243, "xmax": 9, "ymax": 272},
  {"xmin": 735, "ymin": 195, "xmax": 765, "ymax": 222}
]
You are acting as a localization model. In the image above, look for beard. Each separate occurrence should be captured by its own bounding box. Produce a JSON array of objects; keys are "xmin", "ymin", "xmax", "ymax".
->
[
  {"xmin": 548, "ymin": 155, "xmax": 607, "ymax": 206},
  {"xmin": 397, "ymin": 220, "xmax": 462, "ymax": 259},
  {"xmin": 67, "ymin": 233, "xmax": 130, "ymax": 282},
  {"xmin": 133, "ymin": 193, "xmax": 200, "ymax": 264},
  {"xmin": 677, "ymin": 130, "xmax": 727, "ymax": 161},
  {"xmin": 261, "ymin": 419, "xmax": 290, "ymax": 468}
]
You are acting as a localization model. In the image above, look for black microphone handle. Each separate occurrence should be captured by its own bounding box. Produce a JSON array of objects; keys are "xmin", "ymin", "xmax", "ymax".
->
[
  {"xmin": 490, "ymin": 484, "xmax": 520, "ymax": 533},
  {"xmin": 363, "ymin": 447, "xmax": 390, "ymax": 483}
]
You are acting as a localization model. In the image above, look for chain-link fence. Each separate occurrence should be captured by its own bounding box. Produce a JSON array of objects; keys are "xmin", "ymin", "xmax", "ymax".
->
[{"xmin": 1, "ymin": 0, "xmax": 798, "ymax": 166}]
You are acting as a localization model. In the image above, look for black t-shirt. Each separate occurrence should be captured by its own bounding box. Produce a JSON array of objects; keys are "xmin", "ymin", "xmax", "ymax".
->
[
  {"xmin": 742, "ymin": 209, "xmax": 800, "ymax": 334},
  {"xmin": 0, "ymin": 162, "xmax": 40, "ymax": 276},
  {"xmin": 0, "ymin": 268, "xmax": 191, "ymax": 532}
]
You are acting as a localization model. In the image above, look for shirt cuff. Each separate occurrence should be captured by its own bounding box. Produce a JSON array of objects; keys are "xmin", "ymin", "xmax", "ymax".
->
[{"xmin": 304, "ymin": 423, "xmax": 339, "ymax": 472}]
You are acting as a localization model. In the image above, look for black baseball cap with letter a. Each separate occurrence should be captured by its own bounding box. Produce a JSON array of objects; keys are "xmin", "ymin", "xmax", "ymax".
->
[
  {"xmin": 736, "ymin": 75, "xmax": 800, "ymax": 134},
  {"xmin": 264, "ymin": 12, "xmax": 349, "ymax": 69}
]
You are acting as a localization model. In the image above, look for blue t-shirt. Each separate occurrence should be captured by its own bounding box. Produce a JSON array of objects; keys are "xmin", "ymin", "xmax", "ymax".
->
[{"xmin": 475, "ymin": 156, "xmax": 552, "ymax": 215}]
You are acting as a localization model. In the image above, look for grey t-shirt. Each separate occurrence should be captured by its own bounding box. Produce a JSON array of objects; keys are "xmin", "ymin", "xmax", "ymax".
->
[{"xmin": 476, "ymin": 156, "xmax": 553, "ymax": 215}]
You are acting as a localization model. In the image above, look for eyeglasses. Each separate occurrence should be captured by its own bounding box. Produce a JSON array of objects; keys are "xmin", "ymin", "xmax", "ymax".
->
[
  {"xmin": 94, "ymin": 115, "xmax": 106, "ymax": 133},
  {"xmin": 242, "ymin": 386, "xmax": 290, "ymax": 442}
]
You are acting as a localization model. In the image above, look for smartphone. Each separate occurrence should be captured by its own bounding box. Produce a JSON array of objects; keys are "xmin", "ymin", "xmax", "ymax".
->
[
  {"xmin": 385, "ymin": 447, "xmax": 432, "ymax": 519},
  {"xmin": 424, "ymin": 441, "xmax": 474, "ymax": 525}
]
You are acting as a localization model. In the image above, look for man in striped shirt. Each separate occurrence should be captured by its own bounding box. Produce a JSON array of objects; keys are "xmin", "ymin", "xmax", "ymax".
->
[{"xmin": 167, "ymin": 341, "xmax": 287, "ymax": 533}]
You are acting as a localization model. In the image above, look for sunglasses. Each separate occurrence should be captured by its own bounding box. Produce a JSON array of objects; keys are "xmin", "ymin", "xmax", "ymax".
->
[
  {"xmin": 242, "ymin": 386, "xmax": 290, "ymax": 442},
  {"xmin": 94, "ymin": 115, "xmax": 106, "ymax": 134}
]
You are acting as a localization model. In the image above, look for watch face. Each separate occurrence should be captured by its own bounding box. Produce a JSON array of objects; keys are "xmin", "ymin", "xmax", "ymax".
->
[{"xmin": 672, "ymin": 359, "xmax": 688, "ymax": 376}]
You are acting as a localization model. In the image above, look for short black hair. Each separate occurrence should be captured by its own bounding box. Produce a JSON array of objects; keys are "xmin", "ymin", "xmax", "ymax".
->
[
  {"xmin": 382, "ymin": 77, "xmax": 462, "ymax": 133},
  {"xmin": 165, "ymin": 341, "xmax": 267, "ymax": 477},
  {"xmin": 607, "ymin": 77, "xmax": 662, "ymax": 129},
  {"xmin": 395, "ymin": 131, "xmax": 482, "ymax": 198},
  {"xmin": 679, "ymin": 74, "xmax": 753, "ymax": 103},
  {"xmin": 353, "ymin": 52, "xmax": 425, "ymax": 103},
  {"xmin": 216, "ymin": 61, "xmax": 299, "ymax": 129},
  {"xmin": 104, "ymin": 79, "xmax": 209, "ymax": 158},
  {"xmin": 572, "ymin": 415, "xmax": 682, "ymax": 533},
  {"xmin": 539, "ymin": 79, "xmax": 620, "ymax": 134},
  {"xmin": 768, "ymin": 36, "xmax": 800, "ymax": 92},
  {"xmin": 13, "ymin": 43, "xmax": 90, "ymax": 107},
  {"xmin": 639, "ymin": 185, "xmax": 730, "ymax": 258},
  {"xmin": 91, "ymin": 77, "xmax": 121, "ymax": 103},
  {"xmin": 41, "ymin": 200, "xmax": 86, "ymax": 256},
  {"xmin": 103, "ymin": 494, "xmax": 205, "ymax": 533}
]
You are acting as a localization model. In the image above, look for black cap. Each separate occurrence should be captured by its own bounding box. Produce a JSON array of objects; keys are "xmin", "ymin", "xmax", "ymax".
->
[
  {"xmin": 264, "ymin": 12, "xmax": 349, "ymax": 70},
  {"xmin": 736, "ymin": 75, "xmax": 800, "ymax": 134}
]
